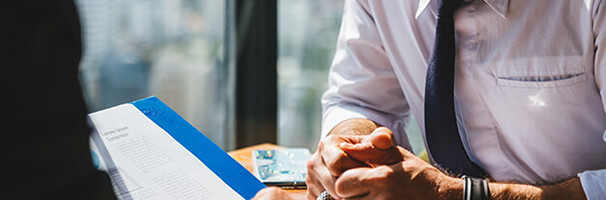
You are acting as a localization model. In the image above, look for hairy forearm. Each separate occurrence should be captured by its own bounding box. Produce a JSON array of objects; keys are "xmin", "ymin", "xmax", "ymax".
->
[
  {"xmin": 437, "ymin": 176, "xmax": 586, "ymax": 200},
  {"xmin": 328, "ymin": 118, "xmax": 381, "ymax": 136},
  {"xmin": 489, "ymin": 177, "xmax": 586, "ymax": 200}
]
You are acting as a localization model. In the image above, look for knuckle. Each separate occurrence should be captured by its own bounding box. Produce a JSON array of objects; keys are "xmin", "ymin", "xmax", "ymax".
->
[
  {"xmin": 325, "ymin": 154, "xmax": 346, "ymax": 175},
  {"xmin": 317, "ymin": 140, "xmax": 324, "ymax": 151},
  {"xmin": 307, "ymin": 153, "xmax": 320, "ymax": 170},
  {"xmin": 306, "ymin": 158, "xmax": 315, "ymax": 169},
  {"xmin": 305, "ymin": 169, "xmax": 315, "ymax": 182}
]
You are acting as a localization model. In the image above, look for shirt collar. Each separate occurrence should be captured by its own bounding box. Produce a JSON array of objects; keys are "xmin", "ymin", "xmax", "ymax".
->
[{"xmin": 415, "ymin": 0, "xmax": 510, "ymax": 19}]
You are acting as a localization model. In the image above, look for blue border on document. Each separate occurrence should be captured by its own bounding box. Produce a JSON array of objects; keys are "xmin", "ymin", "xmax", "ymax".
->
[{"xmin": 131, "ymin": 96, "xmax": 265, "ymax": 200}]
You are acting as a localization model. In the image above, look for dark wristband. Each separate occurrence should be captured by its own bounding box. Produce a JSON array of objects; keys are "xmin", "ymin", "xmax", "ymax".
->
[{"xmin": 462, "ymin": 175, "xmax": 490, "ymax": 200}]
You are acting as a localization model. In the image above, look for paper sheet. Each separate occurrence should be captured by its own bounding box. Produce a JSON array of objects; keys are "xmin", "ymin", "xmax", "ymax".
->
[{"xmin": 89, "ymin": 104, "xmax": 244, "ymax": 200}]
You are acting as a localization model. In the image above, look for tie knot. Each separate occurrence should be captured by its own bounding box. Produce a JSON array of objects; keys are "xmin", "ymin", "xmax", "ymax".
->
[{"xmin": 437, "ymin": 0, "xmax": 463, "ymax": 18}]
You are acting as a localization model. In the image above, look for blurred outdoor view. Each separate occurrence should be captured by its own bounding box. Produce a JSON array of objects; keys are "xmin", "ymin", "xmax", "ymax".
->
[
  {"xmin": 277, "ymin": 0, "xmax": 424, "ymax": 153},
  {"xmin": 277, "ymin": 0, "xmax": 344, "ymax": 150},
  {"xmin": 76, "ymin": 0, "xmax": 424, "ymax": 153},
  {"xmin": 76, "ymin": 0, "xmax": 229, "ymax": 148}
]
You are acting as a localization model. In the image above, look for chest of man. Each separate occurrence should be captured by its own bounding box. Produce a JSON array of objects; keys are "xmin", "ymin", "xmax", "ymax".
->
[{"xmin": 365, "ymin": 0, "xmax": 606, "ymax": 184}]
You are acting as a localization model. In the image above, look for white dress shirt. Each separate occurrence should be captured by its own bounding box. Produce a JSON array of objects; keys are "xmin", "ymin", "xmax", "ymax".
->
[{"xmin": 321, "ymin": 0, "xmax": 606, "ymax": 198}]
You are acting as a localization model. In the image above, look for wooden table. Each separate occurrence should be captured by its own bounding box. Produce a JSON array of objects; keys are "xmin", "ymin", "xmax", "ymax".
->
[{"xmin": 228, "ymin": 143, "xmax": 307, "ymax": 200}]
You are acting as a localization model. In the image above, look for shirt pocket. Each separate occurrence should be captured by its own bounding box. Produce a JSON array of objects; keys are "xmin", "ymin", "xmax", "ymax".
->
[{"xmin": 490, "ymin": 56, "xmax": 588, "ymax": 88}]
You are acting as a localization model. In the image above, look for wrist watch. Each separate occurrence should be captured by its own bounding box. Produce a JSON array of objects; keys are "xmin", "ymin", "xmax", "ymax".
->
[{"xmin": 462, "ymin": 175, "xmax": 490, "ymax": 200}]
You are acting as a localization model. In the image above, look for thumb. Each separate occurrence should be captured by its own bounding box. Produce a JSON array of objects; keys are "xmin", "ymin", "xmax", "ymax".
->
[
  {"xmin": 369, "ymin": 127, "xmax": 396, "ymax": 150},
  {"xmin": 340, "ymin": 127, "xmax": 403, "ymax": 166}
]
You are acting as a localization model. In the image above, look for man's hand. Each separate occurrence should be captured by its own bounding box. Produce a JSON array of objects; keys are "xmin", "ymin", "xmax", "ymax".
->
[
  {"xmin": 306, "ymin": 119, "xmax": 380, "ymax": 200},
  {"xmin": 252, "ymin": 187, "xmax": 294, "ymax": 200},
  {"xmin": 335, "ymin": 128, "xmax": 461, "ymax": 200},
  {"xmin": 339, "ymin": 127, "xmax": 405, "ymax": 166},
  {"xmin": 306, "ymin": 133, "xmax": 369, "ymax": 199},
  {"xmin": 336, "ymin": 127, "xmax": 588, "ymax": 200}
]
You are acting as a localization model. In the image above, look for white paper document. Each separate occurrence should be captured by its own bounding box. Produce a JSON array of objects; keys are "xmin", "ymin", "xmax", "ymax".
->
[{"xmin": 89, "ymin": 97, "xmax": 264, "ymax": 200}]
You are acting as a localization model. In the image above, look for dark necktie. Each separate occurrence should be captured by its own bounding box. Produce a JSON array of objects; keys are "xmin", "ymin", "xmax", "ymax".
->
[{"xmin": 424, "ymin": 0, "xmax": 487, "ymax": 177}]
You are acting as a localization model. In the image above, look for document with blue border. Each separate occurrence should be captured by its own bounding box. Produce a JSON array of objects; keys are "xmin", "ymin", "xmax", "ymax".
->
[{"xmin": 88, "ymin": 96, "xmax": 265, "ymax": 200}]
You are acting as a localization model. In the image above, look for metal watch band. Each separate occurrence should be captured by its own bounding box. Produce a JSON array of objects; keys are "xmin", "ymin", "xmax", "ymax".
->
[{"xmin": 462, "ymin": 175, "xmax": 490, "ymax": 200}]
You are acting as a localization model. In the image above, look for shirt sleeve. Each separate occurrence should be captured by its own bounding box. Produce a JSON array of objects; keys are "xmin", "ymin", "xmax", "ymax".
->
[
  {"xmin": 321, "ymin": 0, "xmax": 412, "ymax": 148},
  {"xmin": 579, "ymin": 0, "xmax": 606, "ymax": 199},
  {"xmin": 578, "ymin": 169, "xmax": 606, "ymax": 200}
]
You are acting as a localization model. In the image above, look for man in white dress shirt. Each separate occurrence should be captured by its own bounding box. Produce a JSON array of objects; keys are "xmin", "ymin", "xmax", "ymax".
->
[{"xmin": 305, "ymin": 0, "xmax": 606, "ymax": 199}]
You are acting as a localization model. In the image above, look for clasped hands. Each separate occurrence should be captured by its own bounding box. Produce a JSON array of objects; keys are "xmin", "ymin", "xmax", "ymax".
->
[
  {"xmin": 305, "ymin": 127, "xmax": 461, "ymax": 200},
  {"xmin": 254, "ymin": 126, "xmax": 586, "ymax": 200}
]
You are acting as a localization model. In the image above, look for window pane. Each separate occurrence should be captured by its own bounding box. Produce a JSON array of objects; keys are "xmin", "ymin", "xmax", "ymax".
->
[
  {"xmin": 277, "ymin": 0, "xmax": 344, "ymax": 150},
  {"xmin": 76, "ymin": 0, "xmax": 231, "ymax": 148},
  {"xmin": 278, "ymin": 0, "xmax": 426, "ymax": 154}
]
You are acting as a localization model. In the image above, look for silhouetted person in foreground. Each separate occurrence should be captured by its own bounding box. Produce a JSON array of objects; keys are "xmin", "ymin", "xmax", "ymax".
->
[{"xmin": 3, "ymin": 1, "xmax": 116, "ymax": 199}]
